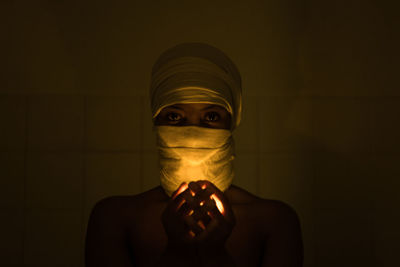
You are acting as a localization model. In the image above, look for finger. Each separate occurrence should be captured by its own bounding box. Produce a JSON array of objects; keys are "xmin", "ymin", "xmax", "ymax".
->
[
  {"xmin": 194, "ymin": 186, "xmax": 214, "ymax": 202},
  {"xmin": 203, "ymin": 198, "xmax": 217, "ymax": 211},
  {"xmin": 169, "ymin": 193, "xmax": 186, "ymax": 213},
  {"xmin": 203, "ymin": 197, "xmax": 224, "ymax": 220},
  {"xmin": 183, "ymin": 215, "xmax": 204, "ymax": 235},
  {"xmin": 207, "ymin": 196, "xmax": 236, "ymax": 224},
  {"xmin": 196, "ymin": 181, "xmax": 226, "ymax": 203},
  {"xmin": 190, "ymin": 181, "xmax": 233, "ymax": 218},
  {"xmin": 197, "ymin": 220, "xmax": 206, "ymax": 230},
  {"xmin": 171, "ymin": 182, "xmax": 188, "ymax": 200},
  {"xmin": 194, "ymin": 218, "xmax": 219, "ymax": 242},
  {"xmin": 191, "ymin": 208, "xmax": 212, "ymax": 225},
  {"xmin": 187, "ymin": 230, "xmax": 196, "ymax": 240},
  {"xmin": 177, "ymin": 202, "xmax": 193, "ymax": 217},
  {"xmin": 188, "ymin": 181, "xmax": 202, "ymax": 194},
  {"xmin": 207, "ymin": 204, "xmax": 235, "ymax": 229},
  {"xmin": 181, "ymin": 189, "xmax": 198, "ymax": 209},
  {"xmin": 210, "ymin": 193, "xmax": 225, "ymax": 215},
  {"xmin": 170, "ymin": 189, "xmax": 195, "ymax": 212},
  {"xmin": 198, "ymin": 183, "xmax": 231, "ymax": 218},
  {"xmin": 197, "ymin": 180, "xmax": 226, "ymax": 199},
  {"xmin": 196, "ymin": 180, "xmax": 215, "ymax": 190},
  {"xmin": 207, "ymin": 205, "xmax": 225, "ymax": 221},
  {"xmin": 202, "ymin": 198, "xmax": 222, "ymax": 221},
  {"xmin": 194, "ymin": 205, "xmax": 234, "ymax": 243}
]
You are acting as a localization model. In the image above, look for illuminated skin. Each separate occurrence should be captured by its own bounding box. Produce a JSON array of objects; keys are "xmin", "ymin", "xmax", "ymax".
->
[
  {"xmin": 154, "ymin": 103, "xmax": 232, "ymax": 130},
  {"xmin": 85, "ymin": 103, "xmax": 304, "ymax": 267},
  {"xmin": 163, "ymin": 180, "xmax": 234, "ymax": 244}
]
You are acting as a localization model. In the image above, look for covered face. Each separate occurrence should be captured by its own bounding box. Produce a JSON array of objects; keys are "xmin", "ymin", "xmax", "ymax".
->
[
  {"xmin": 150, "ymin": 43, "xmax": 243, "ymax": 196},
  {"xmin": 150, "ymin": 42, "xmax": 242, "ymax": 130}
]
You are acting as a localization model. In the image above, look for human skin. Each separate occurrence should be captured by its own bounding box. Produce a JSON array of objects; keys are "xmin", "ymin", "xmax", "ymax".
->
[
  {"xmin": 158, "ymin": 180, "xmax": 236, "ymax": 267},
  {"xmin": 85, "ymin": 103, "xmax": 304, "ymax": 267},
  {"xmin": 154, "ymin": 103, "xmax": 232, "ymax": 130}
]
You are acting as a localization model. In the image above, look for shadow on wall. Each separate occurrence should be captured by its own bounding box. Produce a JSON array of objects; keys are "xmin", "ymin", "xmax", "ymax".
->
[{"xmin": 234, "ymin": 94, "xmax": 399, "ymax": 267}]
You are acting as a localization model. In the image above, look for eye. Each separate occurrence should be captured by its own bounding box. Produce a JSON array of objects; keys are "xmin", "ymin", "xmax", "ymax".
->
[
  {"xmin": 167, "ymin": 112, "xmax": 182, "ymax": 122},
  {"xmin": 204, "ymin": 112, "xmax": 220, "ymax": 122}
]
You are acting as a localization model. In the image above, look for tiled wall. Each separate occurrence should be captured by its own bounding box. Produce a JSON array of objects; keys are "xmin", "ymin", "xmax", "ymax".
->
[
  {"xmin": 1, "ymin": 95, "xmax": 144, "ymax": 266},
  {"xmin": 1, "ymin": 0, "xmax": 399, "ymax": 266},
  {"xmin": 2, "ymin": 93, "xmax": 399, "ymax": 267}
]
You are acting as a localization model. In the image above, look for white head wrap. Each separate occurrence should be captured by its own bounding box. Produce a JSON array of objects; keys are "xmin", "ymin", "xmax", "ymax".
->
[
  {"xmin": 150, "ymin": 43, "xmax": 242, "ymax": 196},
  {"xmin": 150, "ymin": 42, "xmax": 242, "ymax": 130}
]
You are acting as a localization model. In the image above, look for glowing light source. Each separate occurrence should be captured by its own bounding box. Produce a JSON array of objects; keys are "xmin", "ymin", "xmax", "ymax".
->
[
  {"xmin": 172, "ymin": 183, "xmax": 188, "ymax": 200},
  {"xmin": 210, "ymin": 194, "xmax": 225, "ymax": 215}
]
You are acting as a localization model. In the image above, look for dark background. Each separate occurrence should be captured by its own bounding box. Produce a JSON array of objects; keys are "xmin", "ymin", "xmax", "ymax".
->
[{"xmin": 1, "ymin": 0, "xmax": 399, "ymax": 266}]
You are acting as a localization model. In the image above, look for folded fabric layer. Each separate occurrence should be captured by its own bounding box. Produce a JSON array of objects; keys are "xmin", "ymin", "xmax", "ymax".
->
[
  {"xmin": 149, "ymin": 43, "xmax": 242, "ymax": 196},
  {"xmin": 155, "ymin": 125, "xmax": 235, "ymax": 196},
  {"xmin": 150, "ymin": 43, "xmax": 242, "ymax": 130}
]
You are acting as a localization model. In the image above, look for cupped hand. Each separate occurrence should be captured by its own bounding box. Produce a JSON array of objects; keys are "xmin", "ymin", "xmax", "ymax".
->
[
  {"xmin": 188, "ymin": 180, "xmax": 236, "ymax": 249},
  {"xmin": 161, "ymin": 180, "xmax": 236, "ymax": 251},
  {"xmin": 161, "ymin": 182, "xmax": 203, "ymax": 246}
]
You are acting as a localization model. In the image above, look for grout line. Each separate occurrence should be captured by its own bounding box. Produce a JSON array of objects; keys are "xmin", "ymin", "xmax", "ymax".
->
[
  {"xmin": 0, "ymin": 92, "xmax": 148, "ymax": 98},
  {"xmin": 21, "ymin": 96, "xmax": 29, "ymax": 264},
  {"xmin": 367, "ymin": 98, "xmax": 374, "ymax": 155},
  {"xmin": 12, "ymin": 148, "xmax": 391, "ymax": 156},
  {"xmin": 255, "ymin": 96, "xmax": 261, "ymax": 197},
  {"xmin": 138, "ymin": 95, "xmax": 145, "ymax": 193},
  {"xmin": 2, "ymin": 92, "xmax": 400, "ymax": 98},
  {"xmin": 310, "ymin": 98, "xmax": 316, "ymax": 221},
  {"xmin": 81, "ymin": 95, "xmax": 88, "ymax": 267},
  {"xmin": 24, "ymin": 148, "xmax": 147, "ymax": 153},
  {"xmin": 3, "ymin": 93, "xmax": 400, "ymax": 100}
]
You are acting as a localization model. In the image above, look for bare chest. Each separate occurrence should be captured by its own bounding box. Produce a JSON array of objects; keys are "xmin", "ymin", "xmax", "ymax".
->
[{"xmin": 127, "ymin": 203, "xmax": 265, "ymax": 267}]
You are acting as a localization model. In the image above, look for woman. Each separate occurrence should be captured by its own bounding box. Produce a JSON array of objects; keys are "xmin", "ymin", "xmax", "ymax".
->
[{"xmin": 85, "ymin": 43, "xmax": 303, "ymax": 267}]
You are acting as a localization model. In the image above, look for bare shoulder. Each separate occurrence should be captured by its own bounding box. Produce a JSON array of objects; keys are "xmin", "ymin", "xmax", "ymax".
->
[
  {"xmin": 88, "ymin": 186, "xmax": 167, "ymax": 227},
  {"xmin": 228, "ymin": 185, "xmax": 299, "ymax": 214},
  {"xmin": 85, "ymin": 188, "xmax": 167, "ymax": 266},
  {"xmin": 228, "ymin": 185, "xmax": 303, "ymax": 265},
  {"xmin": 228, "ymin": 185, "xmax": 302, "ymax": 235}
]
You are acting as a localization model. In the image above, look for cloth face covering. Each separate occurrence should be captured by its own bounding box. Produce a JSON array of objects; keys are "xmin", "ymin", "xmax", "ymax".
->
[
  {"xmin": 155, "ymin": 125, "xmax": 235, "ymax": 197},
  {"xmin": 150, "ymin": 43, "xmax": 242, "ymax": 196}
]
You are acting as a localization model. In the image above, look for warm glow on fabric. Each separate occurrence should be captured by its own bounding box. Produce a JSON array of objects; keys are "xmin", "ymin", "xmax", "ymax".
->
[
  {"xmin": 150, "ymin": 43, "xmax": 243, "ymax": 131},
  {"xmin": 155, "ymin": 125, "xmax": 235, "ymax": 197}
]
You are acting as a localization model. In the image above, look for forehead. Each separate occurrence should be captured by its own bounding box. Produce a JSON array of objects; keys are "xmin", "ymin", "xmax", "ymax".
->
[{"xmin": 162, "ymin": 103, "xmax": 229, "ymax": 112}]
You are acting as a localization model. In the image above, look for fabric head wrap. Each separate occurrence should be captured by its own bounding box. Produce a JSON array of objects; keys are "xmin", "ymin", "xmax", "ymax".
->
[
  {"xmin": 150, "ymin": 43, "xmax": 242, "ymax": 196},
  {"xmin": 150, "ymin": 42, "xmax": 242, "ymax": 130}
]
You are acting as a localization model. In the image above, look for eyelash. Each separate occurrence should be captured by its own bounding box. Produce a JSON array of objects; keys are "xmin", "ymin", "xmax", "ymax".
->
[
  {"xmin": 204, "ymin": 112, "xmax": 220, "ymax": 122},
  {"xmin": 165, "ymin": 112, "xmax": 220, "ymax": 123},
  {"xmin": 167, "ymin": 112, "xmax": 182, "ymax": 122}
]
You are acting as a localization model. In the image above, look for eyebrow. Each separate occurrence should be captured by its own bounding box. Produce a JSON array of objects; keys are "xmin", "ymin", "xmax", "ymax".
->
[
  {"xmin": 168, "ymin": 105, "xmax": 184, "ymax": 110},
  {"xmin": 166, "ymin": 104, "xmax": 225, "ymax": 112},
  {"xmin": 200, "ymin": 104, "xmax": 225, "ymax": 111}
]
